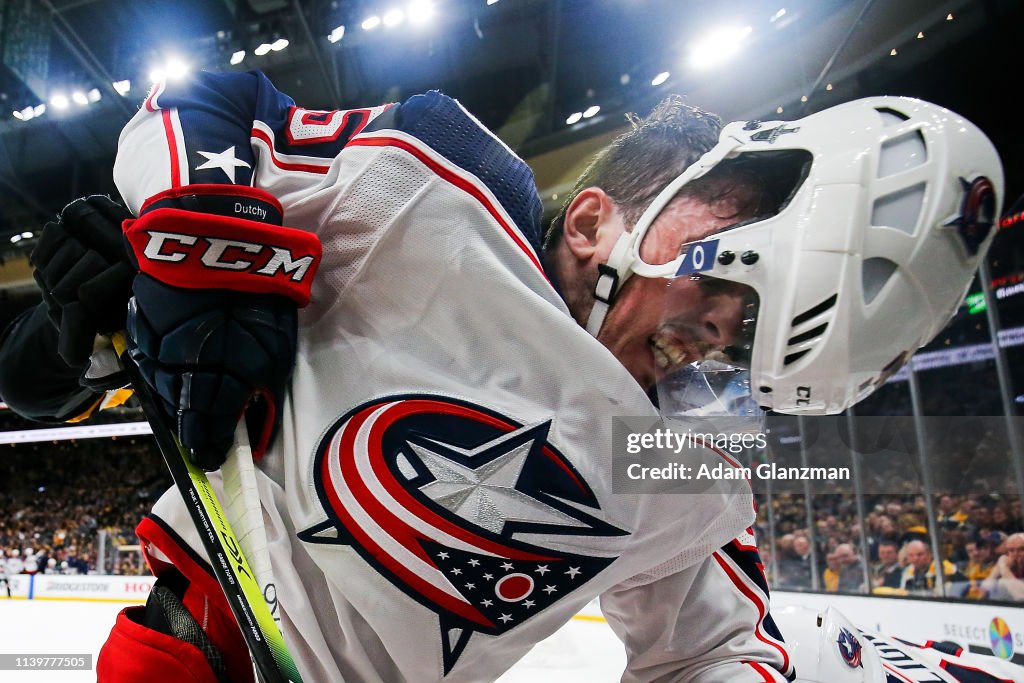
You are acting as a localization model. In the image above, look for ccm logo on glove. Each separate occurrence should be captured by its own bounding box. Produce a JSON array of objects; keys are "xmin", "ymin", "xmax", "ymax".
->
[
  {"xmin": 139, "ymin": 231, "xmax": 314, "ymax": 281},
  {"xmin": 123, "ymin": 186, "xmax": 322, "ymax": 306}
]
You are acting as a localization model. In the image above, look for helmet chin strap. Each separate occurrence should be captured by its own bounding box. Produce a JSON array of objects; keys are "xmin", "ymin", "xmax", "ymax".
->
[{"xmin": 585, "ymin": 232, "xmax": 635, "ymax": 337}]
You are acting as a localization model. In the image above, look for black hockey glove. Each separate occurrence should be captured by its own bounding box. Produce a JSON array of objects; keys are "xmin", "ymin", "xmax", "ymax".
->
[
  {"xmin": 123, "ymin": 185, "xmax": 321, "ymax": 470},
  {"xmin": 30, "ymin": 196, "xmax": 135, "ymax": 388}
]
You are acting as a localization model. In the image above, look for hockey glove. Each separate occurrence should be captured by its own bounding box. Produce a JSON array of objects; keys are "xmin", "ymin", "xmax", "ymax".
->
[
  {"xmin": 30, "ymin": 195, "xmax": 135, "ymax": 388},
  {"xmin": 122, "ymin": 185, "xmax": 322, "ymax": 470}
]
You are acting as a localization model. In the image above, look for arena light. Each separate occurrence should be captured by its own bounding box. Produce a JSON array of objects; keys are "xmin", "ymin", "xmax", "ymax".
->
[
  {"xmin": 487, "ymin": 0, "xmax": 499, "ymax": 5},
  {"xmin": 112, "ymin": 79, "xmax": 131, "ymax": 95},
  {"xmin": 9, "ymin": 234, "xmax": 22, "ymax": 243},
  {"xmin": 50, "ymin": 93, "xmax": 70, "ymax": 110},
  {"xmin": 230, "ymin": 50, "xmax": 246, "ymax": 65},
  {"xmin": 328, "ymin": 25, "xmax": 346, "ymax": 43},
  {"xmin": 770, "ymin": 8, "xmax": 786, "ymax": 23},
  {"xmin": 164, "ymin": 57, "xmax": 189, "ymax": 79},
  {"xmin": 582, "ymin": 105, "xmax": 600, "ymax": 118},
  {"xmin": 20, "ymin": 231, "xmax": 33, "ymax": 239},
  {"xmin": 13, "ymin": 105, "xmax": 36, "ymax": 121},
  {"xmin": 362, "ymin": 15, "xmax": 382, "ymax": 30},
  {"xmin": 0, "ymin": 422, "xmax": 153, "ymax": 444},
  {"xmin": 34, "ymin": 104, "xmax": 45, "ymax": 116},
  {"xmin": 71, "ymin": 90, "xmax": 88, "ymax": 106},
  {"xmin": 383, "ymin": 8, "xmax": 405, "ymax": 27},
  {"xmin": 408, "ymin": 0, "xmax": 435, "ymax": 24},
  {"xmin": 271, "ymin": 38, "xmax": 289, "ymax": 51},
  {"xmin": 87, "ymin": 88, "xmax": 102, "ymax": 103},
  {"xmin": 688, "ymin": 25, "xmax": 753, "ymax": 70},
  {"xmin": 566, "ymin": 112, "xmax": 582, "ymax": 125},
  {"xmin": 254, "ymin": 42, "xmax": 273, "ymax": 56},
  {"xmin": 149, "ymin": 57, "xmax": 190, "ymax": 84},
  {"xmin": 651, "ymin": 71, "xmax": 670, "ymax": 86}
]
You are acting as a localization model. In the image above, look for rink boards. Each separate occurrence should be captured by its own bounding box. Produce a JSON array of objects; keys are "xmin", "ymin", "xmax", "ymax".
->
[{"xmin": 2, "ymin": 580, "xmax": 1024, "ymax": 682}]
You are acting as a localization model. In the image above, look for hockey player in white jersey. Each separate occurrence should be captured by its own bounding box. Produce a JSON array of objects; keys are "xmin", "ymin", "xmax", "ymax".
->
[{"xmin": 0, "ymin": 69, "xmax": 1003, "ymax": 683}]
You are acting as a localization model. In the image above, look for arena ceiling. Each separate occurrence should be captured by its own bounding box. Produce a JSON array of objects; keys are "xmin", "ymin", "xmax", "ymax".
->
[{"xmin": 0, "ymin": 0, "xmax": 1019, "ymax": 248}]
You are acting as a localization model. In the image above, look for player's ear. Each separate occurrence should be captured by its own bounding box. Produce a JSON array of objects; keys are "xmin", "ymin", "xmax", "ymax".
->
[{"xmin": 562, "ymin": 187, "xmax": 620, "ymax": 262}]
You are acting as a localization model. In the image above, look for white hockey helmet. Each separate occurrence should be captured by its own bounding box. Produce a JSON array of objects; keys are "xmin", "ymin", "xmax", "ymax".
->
[{"xmin": 589, "ymin": 96, "xmax": 1003, "ymax": 415}]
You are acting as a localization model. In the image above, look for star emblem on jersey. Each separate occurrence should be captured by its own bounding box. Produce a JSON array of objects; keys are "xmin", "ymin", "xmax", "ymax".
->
[
  {"xmin": 299, "ymin": 396, "xmax": 627, "ymax": 675},
  {"xmin": 195, "ymin": 146, "xmax": 251, "ymax": 183}
]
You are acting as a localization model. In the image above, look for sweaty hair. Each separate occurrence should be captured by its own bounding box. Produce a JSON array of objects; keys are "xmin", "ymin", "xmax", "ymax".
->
[{"xmin": 543, "ymin": 95, "xmax": 724, "ymax": 253}]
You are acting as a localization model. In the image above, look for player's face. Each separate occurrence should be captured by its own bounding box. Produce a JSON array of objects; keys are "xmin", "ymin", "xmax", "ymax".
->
[{"xmin": 597, "ymin": 196, "xmax": 749, "ymax": 392}]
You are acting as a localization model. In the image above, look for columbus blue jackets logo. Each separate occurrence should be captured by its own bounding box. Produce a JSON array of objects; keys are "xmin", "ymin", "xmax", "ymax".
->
[
  {"xmin": 837, "ymin": 627, "xmax": 864, "ymax": 668},
  {"xmin": 948, "ymin": 176, "xmax": 996, "ymax": 256},
  {"xmin": 299, "ymin": 396, "xmax": 627, "ymax": 674}
]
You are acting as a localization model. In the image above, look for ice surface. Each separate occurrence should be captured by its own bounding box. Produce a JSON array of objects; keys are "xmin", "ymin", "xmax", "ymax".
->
[{"xmin": 0, "ymin": 598, "xmax": 626, "ymax": 682}]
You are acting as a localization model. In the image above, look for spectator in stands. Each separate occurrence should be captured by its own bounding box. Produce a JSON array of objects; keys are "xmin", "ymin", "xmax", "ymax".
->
[
  {"xmin": 942, "ymin": 527, "xmax": 969, "ymax": 565},
  {"xmin": 777, "ymin": 534, "xmax": 814, "ymax": 590},
  {"xmin": 823, "ymin": 543, "xmax": 864, "ymax": 593},
  {"xmin": 899, "ymin": 515, "xmax": 930, "ymax": 546},
  {"xmin": 963, "ymin": 537, "xmax": 996, "ymax": 599},
  {"xmin": 992, "ymin": 503, "xmax": 1016, "ymax": 534},
  {"xmin": 900, "ymin": 539, "xmax": 967, "ymax": 596},
  {"xmin": 872, "ymin": 540, "xmax": 903, "ymax": 590},
  {"xmin": 937, "ymin": 495, "xmax": 967, "ymax": 529},
  {"xmin": 967, "ymin": 501, "xmax": 994, "ymax": 538},
  {"xmin": 872, "ymin": 515, "xmax": 899, "ymax": 549},
  {"xmin": 982, "ymin": 532, "xmax": 1024, "ymax": 601}
]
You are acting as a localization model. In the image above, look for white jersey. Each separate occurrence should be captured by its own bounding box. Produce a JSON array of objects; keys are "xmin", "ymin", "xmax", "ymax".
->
[
  {"xmin": 114, "ymin": 70, "xmax": 791, "ymax": 682},
  {"xmin": 4, "ymin": 556, "xmax": 24, "ymax": 576}
]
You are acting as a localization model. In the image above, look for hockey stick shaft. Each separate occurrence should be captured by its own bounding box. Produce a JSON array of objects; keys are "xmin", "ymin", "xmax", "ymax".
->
[{"xmin": 114, "ymin": 335, "xmax": 303, "ymax": 683}]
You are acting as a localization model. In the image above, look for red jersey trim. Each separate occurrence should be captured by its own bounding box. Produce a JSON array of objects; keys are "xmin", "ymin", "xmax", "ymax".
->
[{"xmin": 713, "ymin": 550, "xmax": 792, "ymax": 675}]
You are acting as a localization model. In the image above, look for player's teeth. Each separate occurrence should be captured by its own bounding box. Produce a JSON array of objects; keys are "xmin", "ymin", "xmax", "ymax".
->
[{"xmin": 651, "ymin": 333, "xmax": 686, "ymax": 369}]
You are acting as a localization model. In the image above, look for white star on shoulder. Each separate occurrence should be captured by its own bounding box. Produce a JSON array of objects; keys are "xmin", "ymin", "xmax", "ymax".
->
[
  {"xmin": 565, "ymin": 566, "xmax": 581, "ymax": 579},
  {"xmin": 195, "ymin": 146, "xmax": 251, "ymax": 183},
  {"xmin": 534, "ymin": 565, "xmax": 550, "ymax": 575},
  {"xmin": 499, "ymin": 614, "xmax": 513, "ymax": 623},
  {"xmin": 411, "ymin": 422, "xmax": 586, "ymax": 535}
]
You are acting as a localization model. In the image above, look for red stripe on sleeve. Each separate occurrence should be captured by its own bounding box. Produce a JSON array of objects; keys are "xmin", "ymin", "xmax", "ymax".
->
[{"xmin": 160, "ymin": 110, "xmax": 181, "ymax": 188}]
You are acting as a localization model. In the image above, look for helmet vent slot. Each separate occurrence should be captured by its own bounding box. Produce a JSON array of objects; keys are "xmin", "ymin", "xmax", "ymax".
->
[
  {"xmin": 791, "ymin": 294, "xmax": 837, "ymax": 327},
  {"xmin": 878, "ymin": 131, "xmax": 926, "ymax": 178},
  {"xmin": 862, "ymin": 257, "xmax": 898, "ymax": 305},
  {"xmin": 875, "ymin": 107, "xmax": 910, "ymax": 126},
  {"xmin": 784, "ymin": 349, "xmax": 811, "ymax": 366},
  {"xmin": 871, "ymin": 182, "xmax": 925, "ymax": 235},
  {"xmin": 788, "ymin": 323, "xmax": 828, "ymax": 346}
]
